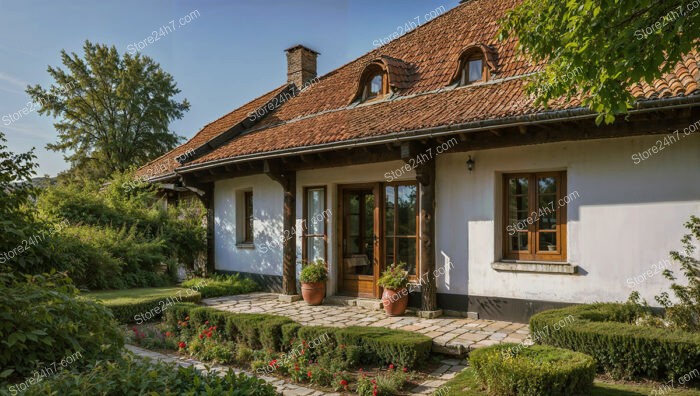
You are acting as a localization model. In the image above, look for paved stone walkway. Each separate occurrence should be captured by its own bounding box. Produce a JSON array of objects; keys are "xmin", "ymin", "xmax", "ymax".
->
[
  {"xmin": 203, "ymin": 293, "xmax": 532, "ymax": 356},
  {"xmin": 127, "ymin": 344, "xmax": 466, "ymax": 395}
]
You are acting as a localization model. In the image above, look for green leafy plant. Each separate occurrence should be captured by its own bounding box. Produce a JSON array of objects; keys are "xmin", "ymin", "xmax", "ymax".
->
[
  {"xmin": 23, "ymin": 355, "xmax": 276, "ymax": 396},
  {"xmin": 299, "ymin": 259, "xmax": 328, "ymax": 283},
  {"xmin": 181, "ymin": 273, "xmax": 259, "ymax": 298},
  {"xmin": 0, "ymin": 272, "xmax": 124, "ymax": 383},
  {"xmin": 356, "ymin": 369, "xmax": 409, "ymax": 396},
  {"xmin": 655, "ymin": 216, "xmax": 700, "ymax": 331},
  {"xmin": 469, "ymin": 343, "xmax": 595, "ymax": 396},
  {"xmin": 377, "ymin": 263, "xmax": 409, "ymax": 290}
]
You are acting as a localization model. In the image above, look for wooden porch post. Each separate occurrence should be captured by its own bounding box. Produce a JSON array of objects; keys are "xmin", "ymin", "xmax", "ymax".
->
[
  {"xmin": 402, "ymin": 143, "xmax": 441, "ymax": 317},
  {"xmin": 265, "ymin": 160, "xmax": 298, "ymax": 296}
]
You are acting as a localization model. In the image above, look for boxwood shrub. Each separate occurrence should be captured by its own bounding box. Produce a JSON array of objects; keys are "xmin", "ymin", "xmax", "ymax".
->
[
  {"xmin": 470, "ymin": 343, "xmax": 595, "ymax": 396},
  {"xmin": 101, "ymin": 292, "xmax": 201, "ymax": 324},
  {"xmin": 165, "ymin": 303, "xmax": 431, "ymax": 368},
  {"xmin": 530, "ymin": 303, "xmax": 700, "ymax": 380}
]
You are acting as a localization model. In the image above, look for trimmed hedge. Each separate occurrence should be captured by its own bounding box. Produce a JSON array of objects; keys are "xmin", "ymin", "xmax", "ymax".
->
[
  {"xmin": 181, "ymin": 274, "xmax": 260, "ymax": 299},
  {"xmin": 100, "ymin": 292, "xmax": 201, "ymax": 324},
  {"xmin": 165, "ymin": 303, "xmax": 432, "ymax": 368},
  {"xmin": 530, "ymin": 303, "xmax": 700, "ymax": 381},
  {"xmin": 470, "ymin": 343, "xmax": 596, "ymax": 396}
]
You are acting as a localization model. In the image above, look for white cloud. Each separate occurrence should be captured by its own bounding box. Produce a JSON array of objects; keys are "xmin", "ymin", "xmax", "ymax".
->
[{"xmin": 0, "ymin": 72, "xmax": 28, "ymax": 89}]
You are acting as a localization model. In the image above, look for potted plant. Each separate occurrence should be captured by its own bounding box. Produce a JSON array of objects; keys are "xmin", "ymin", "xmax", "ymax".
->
[
  {"xmin": 299, "ymin": 259, "xmax": 328, "ymax": 305},
  {"xmin": 378, "ymin": 262, "xmax": 410, "ymax": 316}
]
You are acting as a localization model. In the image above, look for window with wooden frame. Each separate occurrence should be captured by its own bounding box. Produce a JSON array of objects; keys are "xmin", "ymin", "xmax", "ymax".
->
[
  {"xmin": 302, "ymin": 187, "xmax": 328, "ymax": 264},
  {"xmin": 360, "ymin": 64, "xmax": 389, "ymax": 102},
  {"xmin": 503, "ymin": 172, "xmax": 567, "ymax": 261},
  {"xmin": 459, "ymin": 52, "xmax": 487, "ymax": 85},
  {"xmin": 243, "ymin": 191, "xmax": 254, "ymax": 243},
  {"xmin": 384, "ymin": 183, "xmax": 419, "ymax": 278}
]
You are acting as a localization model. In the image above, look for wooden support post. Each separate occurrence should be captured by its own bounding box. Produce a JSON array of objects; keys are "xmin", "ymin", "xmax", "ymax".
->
[
  {"xmin": 401, "ymin": 142, "xmax": 441, "ymax": 317},
  {"xmin": 264, "ymin": 160, "xmax": 298, "ymax": 296}
]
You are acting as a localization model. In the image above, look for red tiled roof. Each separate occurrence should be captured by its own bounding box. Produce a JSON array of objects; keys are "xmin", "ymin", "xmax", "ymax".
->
[
  {"xmin": 135, "ymin": 84, "xmax": 288, "ymax": 179},
  {"xmin": 141, "ymin": 0, "xmax": 700, "ymax": 178}
]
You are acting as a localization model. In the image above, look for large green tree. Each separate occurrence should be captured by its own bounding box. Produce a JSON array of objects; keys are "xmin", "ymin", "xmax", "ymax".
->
[
  {"xmin": 27, "ymin": 40, "xmax": 190, "ymax": 180},
  {"xmin": 499, "ymin": 0, "xmax": 700, "ymax": 124}
]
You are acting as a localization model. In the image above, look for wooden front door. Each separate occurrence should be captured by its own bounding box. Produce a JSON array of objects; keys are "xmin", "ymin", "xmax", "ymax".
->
[{"xmin": 338, "ymin": 184, "xmax": 381, "ymax": 298}]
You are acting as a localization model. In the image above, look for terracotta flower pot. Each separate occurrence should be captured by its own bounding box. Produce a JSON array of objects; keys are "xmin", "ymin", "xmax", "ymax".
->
[
  {"xmin": 301, "ymin": 281, "xmax": 326, "ymax": 305},
  {"xmin": 382, "ymin": 287, "xmax": 408, "ymax": 316}
]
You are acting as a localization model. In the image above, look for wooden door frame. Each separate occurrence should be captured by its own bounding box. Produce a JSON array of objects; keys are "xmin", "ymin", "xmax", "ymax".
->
[{"xmin": 336, "ymin": 183, "xmax": 382, "ymax": 298}]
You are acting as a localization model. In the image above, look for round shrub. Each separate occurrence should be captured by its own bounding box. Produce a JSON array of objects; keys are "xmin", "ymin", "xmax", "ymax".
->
[
  {"xmin": 469, "ymin": 343, "xmax": 596, "ymax": 396},
  {"xmin": 530, "ymin": 303, "xmax": 700, "ymax": 380}
]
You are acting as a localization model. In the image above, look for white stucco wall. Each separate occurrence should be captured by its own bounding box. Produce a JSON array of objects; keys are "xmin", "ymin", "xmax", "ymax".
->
[
  {"xmin": 435, "ymin": 133, "xmax": 700, "ymax": 304},
  {"xmin": 214, "ymin": 174, "xmax": 284, "ymax": 276}
]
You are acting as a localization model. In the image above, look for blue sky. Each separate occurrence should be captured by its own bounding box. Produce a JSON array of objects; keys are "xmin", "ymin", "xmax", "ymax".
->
[{"xmin": 0, "ymin": 0, "xmax": 459, "ymax": 176}]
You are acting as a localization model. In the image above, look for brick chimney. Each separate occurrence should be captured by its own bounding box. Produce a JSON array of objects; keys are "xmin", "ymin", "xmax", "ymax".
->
[{"xmin": 285, "ymin": 45, "xmax": 319, "ymax": 90}]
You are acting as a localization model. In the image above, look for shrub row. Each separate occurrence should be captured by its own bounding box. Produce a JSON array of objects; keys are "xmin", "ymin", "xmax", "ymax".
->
[
  {"xmin": 101, "ymin": 292, "xmax": 202, "ymax": 324},
  {"xmin": 165, "ymin": 303, "xmax": 432, "ymax": 368},
  {"xmin": 530, "ymin": 303, "xmax": 700, "ymax": 380},
  {"xmin": 181, "ymin": 274, "xmax": 260, "ymax": 299},
  {"xmin": 469, "ymin": 343, "xmax": 596, "ymax": 396}
]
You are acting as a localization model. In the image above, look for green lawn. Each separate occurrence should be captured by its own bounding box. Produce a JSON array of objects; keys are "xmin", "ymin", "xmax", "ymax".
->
[
  {"xmin": 438, "ymin": 368, "xmax": 700, "ymax": 396},
  {"xmin": 84, "ymin": 287, "xmax": 198, "ymax": 305}
]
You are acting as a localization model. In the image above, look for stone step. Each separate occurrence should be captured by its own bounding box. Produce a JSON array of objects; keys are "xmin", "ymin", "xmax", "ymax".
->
[{"xmin": 324, "ymin": 295, "xmax": 383, "ymax": 310}]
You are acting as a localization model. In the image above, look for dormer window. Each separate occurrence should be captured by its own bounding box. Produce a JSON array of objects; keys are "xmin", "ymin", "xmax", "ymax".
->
[
  {"xmin": 361, "ymin": 66, "xmax": 388, "ymax": 102},
  {"xmin": 450, "ymin": 44, "xmax": 498, "ymax": 87},
  {"xmin": 460, "ymin": 54, "xmax": 486, "ymax": 85}
]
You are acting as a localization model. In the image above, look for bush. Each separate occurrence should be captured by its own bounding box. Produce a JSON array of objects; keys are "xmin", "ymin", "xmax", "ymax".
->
[
  {"xmin": 0, "ymin": 273, "xmax": 124, "ymax": 383},
  {"xmin": 181, "ymin": 273, "xmax": 260, "ymax": 298},
  {"xmin": 93, "ymin": 289, "xmax": 202, "ymax": 324},
  {"xmin": 377, "ymin": 262, "xmax": 409, "ymax": 290},
  {"xmin": 530, "ymin": 303, "xmax": 700, "ymax": 380},
  {"xmin": 165, "ymin": 304, "xmax": 432, "ymax": 369},
  {"xmin": 356, "ymin": 369, "xmax": 410, "ymax": 396},
  {"xmin": 22, "ymin": 354, "xmax": 276, "ymax": 396},
  {"xmin": 469, "ymin": 343, "xmax": 595, "ymax": 396}
]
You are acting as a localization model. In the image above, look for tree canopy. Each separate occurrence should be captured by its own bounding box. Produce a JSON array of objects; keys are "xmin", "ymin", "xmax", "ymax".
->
[
  {"xmin": 27, "ymin": 40, "xmax": 190, "ymax": 180},
  {"xmin": 499, "ymin": 0, "xmax": 700, "ymax": 124}
]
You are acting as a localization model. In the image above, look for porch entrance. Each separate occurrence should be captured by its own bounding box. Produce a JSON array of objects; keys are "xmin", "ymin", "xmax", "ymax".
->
[{"xmin": 337, "ymin": 182, "xmax": 418, "ymax": 298}]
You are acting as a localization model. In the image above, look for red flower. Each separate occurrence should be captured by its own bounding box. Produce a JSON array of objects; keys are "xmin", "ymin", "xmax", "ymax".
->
[
  {"xmin": 373, "ymin": 389, "xmax": 378, "ymax": 396},
  {"xmin": 198, "ymin": 334, "xmax": 204, "ymax": 339},
  {"xmin": 178, "ymin": 342, "xmax": 187, "ymax": 349},
  {"xmin": 371, "ymin": 379, "xmax": 377, "ymax": 385},
  {"xmin": 402, "ymin": 367, "xmax": 408, "ymax": 372},
  {"xmin": 294, "ymin": 364, "xmax": 300, "ymax": 371},
  {"xmin": 269, "ymin": 359, "xmax": 277, "ymax": 367},
  {"xmin": 340, "ymin": 379, "xmax": 348, "ymax": 386},
  {"xmin": 165, "ymin": 331, "xmax": 172, "ymax": 337},
  {"xmin": 132, "ymin": 326, "xmax": 138, "ymax": 332},
  {"xmin": 359, "ymin": 368, "xmax": 363, "ymax": 372},
  {"xmin": 389, "ymin": 363, "xmax": 395, "ymax": 370},
  {"xmin": 205, "ymin": 320, "xmax": 210, "ymax": 325},
  {"xmin": 307, "ymin": 371, "xmax": 312, "ymax": 378},
  {"xmin": 206, "ymin": 332, "xmax": 212, "ymax": 338}
]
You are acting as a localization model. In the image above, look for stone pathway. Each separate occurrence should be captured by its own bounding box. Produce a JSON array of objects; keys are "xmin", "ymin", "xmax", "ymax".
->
[
  {"xmin": 127, "ymin": 344, "xmax": 466, "ymax": 395},
  {"xmin": 203, "ymin": 293, "xmax": 532, "ymax": 356}
]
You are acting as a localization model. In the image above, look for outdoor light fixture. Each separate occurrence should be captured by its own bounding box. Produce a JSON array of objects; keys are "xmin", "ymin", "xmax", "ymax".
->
[{"xmin": 466, "ymin": 155, "xmax": 475, "ymax": 173}]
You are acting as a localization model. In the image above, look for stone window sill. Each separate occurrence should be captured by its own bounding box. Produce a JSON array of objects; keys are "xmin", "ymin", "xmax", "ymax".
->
[
  {"xmin": 491, "ymin": 261, "xmax": 578, "ymax": 274},
  {"xmin": 236, "ymin": 243, "xmax": 256, "ymax": 250}
]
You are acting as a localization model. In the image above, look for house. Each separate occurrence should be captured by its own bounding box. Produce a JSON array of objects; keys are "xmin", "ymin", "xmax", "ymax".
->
[{"xmin": 138, "ymin": 0, "xmax": 700, "ymax": 323}]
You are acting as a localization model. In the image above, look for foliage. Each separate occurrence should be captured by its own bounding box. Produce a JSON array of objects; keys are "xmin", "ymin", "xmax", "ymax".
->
[
  {"xmin": 0, "ymin": 131, "xmax": 54, "ymax": 276},
  {"xmin": 165, "ymin": 303, "xmax": 431, "ymax": 369},
  {"xmin": 299, "ymin": 259, "xmax": 328, "ymax": 283},
  {"xmin": 128, "ymin": 323, "xmax": 180, "ymax": 351},
  {"xmin": 0, "ymin": 272, "xmax": 124, "ymax": 383},
  {"xmin": 26, "ymin": 40, "xmax": 189, "ymax": 181},
  {"xmin": 23, "ymin": 354, "xmax": 276, "ymax": 396},
  {"xmin": 469, "ymin": 343, "xmax": 595, "ymax": 396},
  {"xmin": 86, "ymin": 287, "xmax": 202, "ymax": 323},
  {"xmin": 655, "ymin": 216, "xmax": 700, "ymax": 331},
  {"xmin": 356, "ymin": 369, "xmax": 409, "ymax": 396},
  {"xmin": 36, "ymin": 172, "xmax": 206, "ymax": 289},
  {"xmin": 187, "ymin": 322, "xmax": 236, "ymax": 364},
  {"xmin": 530, "ymin": 303, "xmax": 700, "ymax": 381},
  {"xmin": 499, "ymin": 0, "xmax": 700, "ymax": 124},
  {"xmin": 181, "ymin": 273, "xmax": 260, "ymax": 299},
  {"xmin": 377, "ymin": 262, "xmax": 409, "ymax": 290}
]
